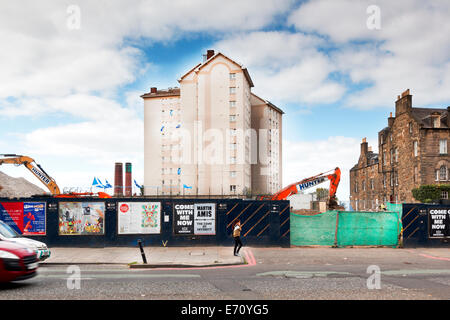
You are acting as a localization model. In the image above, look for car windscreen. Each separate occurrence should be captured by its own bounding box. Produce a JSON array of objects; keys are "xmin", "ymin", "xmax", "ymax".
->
[{"xmin": 0, "ymin": 221, "xmax": 20, "ymax": 238}]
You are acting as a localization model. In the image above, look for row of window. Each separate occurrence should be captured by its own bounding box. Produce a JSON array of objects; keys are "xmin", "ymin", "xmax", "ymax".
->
[
  {"xmin": 354, "ymin": 165, "xmax": 449, "ymax": 193},
  {"xmin": 382, "ymin": 140, "xmax": 447, "ymax": 165}
]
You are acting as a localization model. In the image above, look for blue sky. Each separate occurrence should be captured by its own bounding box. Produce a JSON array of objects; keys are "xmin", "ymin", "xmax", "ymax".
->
[{"xmin": 0, "ymin": 0, "xmax": 449, "ymax": 201}]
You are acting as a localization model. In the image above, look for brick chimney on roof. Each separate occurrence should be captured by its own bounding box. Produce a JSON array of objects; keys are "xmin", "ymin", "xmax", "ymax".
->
[
  {"xmin": 388, "ymin": 112, "xmax": 395, "ymax": 127},
  {"xmin": 150, "ymin": 87, "xmax": 157, "ymax": 94},
  {"xmin": 395, "ymin": 89, "xmax": 412, "ymax": 116},
  {"xmin": 206, "ymin": 50, "xmax": 215, "ymax": 60}
]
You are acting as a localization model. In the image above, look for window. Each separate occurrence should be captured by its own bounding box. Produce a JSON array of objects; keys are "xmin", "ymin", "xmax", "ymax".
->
[
  {"xmin": 433, "ymin": 116, "xmax": 440, "ymax": 128},
  {"xmin": 230, "ymin": 171, "xmax": 236, "ymax": 178},
  {"xmin": 230, "ymin": 143, "xmax": 237, "ymax": 150},
  {"xmin": 370, "ymin": 179, "xmax": 374, "ymax": 190},
  {"xmin": 440, "ymin": 139, "xmax": 447, "ymax": 154},
  {"xmin": 355, "ymin": 183, "xmax": 358, "ymax": 193},
  {"xmin": 229, "ymin": 87, "xmax": 236, "ymax": 94},
  {"xmin": 362, "ymin": 181, "xmax": 366, "ymax": 191},
  {"xmin": 230, "ymin": 185, "xmax": 236, "ymax": 192},
  {"xmin": 395, "ymin": 148, "xmax": 399, "ymax": 162},
  {"xmin": 230, "ymin": 157, "xmax": 236, "ymax": 164},
  {"xmin": 229, "ymin": 101, "xmax": 236, "ymax": 108},
  {"xmin": 229, "ymin": 73, "xmax": 236, "ymax": 80},
  {"xmin": 383, "ymin": 174, "xmax": 386, "ymax": 188},
  {"xmin": 439, "ymin": 165, "xmax": 447, "ymax": 181},
  {"xmin": 409, "ymin": 122, "xmax": 413, "ymax": 134},
  {"xmin": 229, "ymin": 115, "xmax": 236, "ymax": 122},
  {"xmin": 442, "ymin": 191, "xmax": 449, "ymax": 200},
  {"xmin": 413, "ymin": 141, "xmax": 418, "ymax": 157}
]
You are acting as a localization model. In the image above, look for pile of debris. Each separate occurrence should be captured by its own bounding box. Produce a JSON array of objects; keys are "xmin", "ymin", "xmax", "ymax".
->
[{"xmin": 0, "ymin": 170, "xmax": 46, "ymax": 198}]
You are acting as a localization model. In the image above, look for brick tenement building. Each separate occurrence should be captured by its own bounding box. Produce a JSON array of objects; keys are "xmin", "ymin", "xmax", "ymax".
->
[{"xmin": 350, "ymin": 89, "xmax": 450, "ymax": 210}]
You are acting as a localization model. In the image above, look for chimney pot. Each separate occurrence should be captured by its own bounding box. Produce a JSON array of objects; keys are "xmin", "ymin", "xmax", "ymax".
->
[{"xmin": 206, "ymin": 50, "xmax": 215, "ymax": 60}]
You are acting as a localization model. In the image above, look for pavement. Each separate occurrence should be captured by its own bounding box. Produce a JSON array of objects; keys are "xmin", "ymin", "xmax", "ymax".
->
[{"xmin": 41, "ymin": 246, "xmax": 245, "ymax": 268}]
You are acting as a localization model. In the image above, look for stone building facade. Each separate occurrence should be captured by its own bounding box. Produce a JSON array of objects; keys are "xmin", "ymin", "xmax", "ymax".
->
[{"xmin": 350, "ymin": 89, "xmax": 450, "ymax": 210}]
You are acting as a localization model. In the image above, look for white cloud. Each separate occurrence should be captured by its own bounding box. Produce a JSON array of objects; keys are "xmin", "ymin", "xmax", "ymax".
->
[
  {"xmin": 289, "ymin": 0, "xmax": 450, "ymax": 109},
  {"xmin": 215, "ymin": 31, "xmax": 346, "ymax": 105}
]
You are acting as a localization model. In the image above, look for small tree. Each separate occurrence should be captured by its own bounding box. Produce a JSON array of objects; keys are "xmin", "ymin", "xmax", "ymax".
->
[{"xmin": 315, "ymin": 188, "xmax": 329, "ymax": 201}]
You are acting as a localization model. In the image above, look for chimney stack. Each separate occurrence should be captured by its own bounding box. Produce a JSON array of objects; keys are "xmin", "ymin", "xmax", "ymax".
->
[
  {"xmin": 206, "ymin": 50, "xmax": 215, "ymax": 60},
  {"xmin": 150, "ymin": 87, "xmax": 157, "ymax": 94},
  {"xmin": 388, "ymin": 112, "xmax": 395, "ymax": 127},
  {"xmin": 125, "ymin": 162, "xmax": 132, "ymax": 197},
  {"xmin": 395, "ymin": 89, "xmax": 412, "ymax": 116},
  {"xmin": 361, "ymin": 137, "xmax": 368, "ymax": 156},
  {"xmin": 114, "ymin": 163, "xmax": 123, "ymax": 196}
]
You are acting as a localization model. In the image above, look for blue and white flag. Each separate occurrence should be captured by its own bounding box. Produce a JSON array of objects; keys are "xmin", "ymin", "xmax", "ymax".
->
[
  {"xmin": 134, "ymin": 179, "xmax": 143, "ymax": 189},
  {"xmin": 183, "ymin": 184, "xmax": 192, "ymax": 189},
  {"xmin": 177, "ymin": 168, "xmax": 181, "ymax": 175},
  {"xmin": 92, "ymin": 177, "xmax": 104, "ymax": 188},
  {"xmin": 104, "ymin": 180, "xmax": 112, "ymax": 189}
]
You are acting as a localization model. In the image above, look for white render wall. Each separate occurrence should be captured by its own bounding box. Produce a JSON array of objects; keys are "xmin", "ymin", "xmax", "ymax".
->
[{"xmin": 143, "ymin": 53, "xmax": 281, "ymax": 196}]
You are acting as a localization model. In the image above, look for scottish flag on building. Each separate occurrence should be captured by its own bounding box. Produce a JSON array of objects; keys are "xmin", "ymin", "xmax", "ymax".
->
[{"xmin": 183, "ymin": 184, "xmax": 192, "ymax": 189}]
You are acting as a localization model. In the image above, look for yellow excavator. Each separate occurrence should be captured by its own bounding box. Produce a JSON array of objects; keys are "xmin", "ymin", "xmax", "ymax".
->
[{"xmin": 0, "ymin": 154, "xmax": 111, "ymax": 198}]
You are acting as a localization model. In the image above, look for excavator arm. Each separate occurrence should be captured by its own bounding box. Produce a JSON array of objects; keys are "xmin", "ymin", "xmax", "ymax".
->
[
  {"xmin": 0, "ymin": 154, "xmax": 61, "ymax": 195},
  {"xmin": 264, "ymin": 167, "xmax": 341, "ymax": 209}
]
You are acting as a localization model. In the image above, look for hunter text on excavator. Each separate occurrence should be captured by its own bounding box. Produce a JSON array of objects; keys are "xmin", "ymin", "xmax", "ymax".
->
[
  {"xmin": 260, "ymin": 167, "xmax": 341, "ymax": 209},
  {"xmin": 0, "ymin": 154, "xmax": 111, "ymax": 198}
]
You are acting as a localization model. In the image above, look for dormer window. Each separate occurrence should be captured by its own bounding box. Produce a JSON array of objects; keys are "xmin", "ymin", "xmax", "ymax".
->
[{"xmin": 432, "ymin": 114, "xmax": 440, "ymax": 128}]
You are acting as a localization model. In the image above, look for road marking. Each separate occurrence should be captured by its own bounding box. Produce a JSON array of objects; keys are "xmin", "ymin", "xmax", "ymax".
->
[
  {"xmin": 256, "ymin": 271, "xmax": 352, "ymax": 278},
  {"xmin": 419, "ymin": 253, "xmax": 450, "ymax": 262},
  {"xmin": 381, "ymin": 269, "xmax": 450, "ymax": 276},
  {"xmin": 37, "ymin": 273, "xmax": 201, "ymax": 279}
]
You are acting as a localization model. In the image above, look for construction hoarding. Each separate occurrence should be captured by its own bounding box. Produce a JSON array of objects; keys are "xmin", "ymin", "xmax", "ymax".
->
[{"xmin": 291, "ymin": 209, "xmax": 401, "ymax": 247}]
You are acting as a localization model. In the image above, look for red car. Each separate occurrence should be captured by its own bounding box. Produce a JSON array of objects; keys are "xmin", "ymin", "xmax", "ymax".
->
[{"xmin": 0, "ymin": 240, "xmax": 39, "ymax": 282}]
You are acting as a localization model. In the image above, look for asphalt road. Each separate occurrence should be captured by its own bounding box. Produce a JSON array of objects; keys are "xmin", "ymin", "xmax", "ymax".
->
[{"xmin": 1, "ymin": 247, "xmax": 449, "ymax": 300}]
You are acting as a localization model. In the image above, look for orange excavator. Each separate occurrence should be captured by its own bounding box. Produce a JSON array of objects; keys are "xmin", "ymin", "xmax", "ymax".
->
[
  {"xmin": 260, "ymin": 167, "xmax": 341, "ymax": 209},
  {"xmin": 0, "ymin": 154, "xmax": 111, "ymax": 198}
]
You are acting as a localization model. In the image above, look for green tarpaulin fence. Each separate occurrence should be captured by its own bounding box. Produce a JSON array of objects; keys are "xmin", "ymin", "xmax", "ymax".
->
[{"xmin": 291, "ymin": 208, "xmax": 402, "ymax": 247}]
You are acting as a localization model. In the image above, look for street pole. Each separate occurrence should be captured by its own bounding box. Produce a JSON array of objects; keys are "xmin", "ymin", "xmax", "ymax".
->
[{"xmin": 137, "ymin": 239, "xmax": 147, "ymax": 264}]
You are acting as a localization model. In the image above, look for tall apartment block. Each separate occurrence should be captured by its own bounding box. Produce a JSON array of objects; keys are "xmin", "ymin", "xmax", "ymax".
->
[{"xmin": 141, "ymin": 50, "xmax": 283, "ymax": 196}]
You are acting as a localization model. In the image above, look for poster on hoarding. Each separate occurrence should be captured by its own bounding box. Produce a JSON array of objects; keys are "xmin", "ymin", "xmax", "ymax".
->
[
  {"xmin": 118, "ymin": 202, "xmax": 160, "ymax": 234},
  {"xmin": 428, "ymin": 208, "xmax": 450, "ymax": 238},
  {"xmin": 173, "ymin": 203, "xmax": 194, "ymax": 235},
  {"xmin": 194, "ymin": 203, "xmax": 216, "ymax": 235},
  {"xmin": 58, "ymin": 202, "xmax": 105, "ymax": 235},
  {"xmin": 23, "ymin": 202, "xmax": 46, "ymax": 235},
  {"xmin": 0, "ymin": 202, "xmax": 46, "ymax": 235}
]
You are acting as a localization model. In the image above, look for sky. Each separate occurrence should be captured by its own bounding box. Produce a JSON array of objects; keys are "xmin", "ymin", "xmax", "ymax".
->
[{"xmin": 0, "ymin": 0, "xmax": 449, "ymax": 202}]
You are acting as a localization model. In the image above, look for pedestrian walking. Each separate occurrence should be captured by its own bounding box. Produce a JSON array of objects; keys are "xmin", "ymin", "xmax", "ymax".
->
[{"xmin": 232, "ymin": 220, "xmax": 243, "ymax": 256}]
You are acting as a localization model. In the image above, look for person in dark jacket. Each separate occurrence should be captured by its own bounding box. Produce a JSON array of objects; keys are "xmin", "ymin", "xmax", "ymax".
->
[{"xmin": 232, "ymin": 220, "xmax": 243, "ymax": 256}]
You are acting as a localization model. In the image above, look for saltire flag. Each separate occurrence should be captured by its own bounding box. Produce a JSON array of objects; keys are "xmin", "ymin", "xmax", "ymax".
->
[
  {"xmin": 183, "ymin": 184, "xmax": 192, "ymax": 189},
  {"xmin": 134, "ymin": 180, "xmax": 143, "ymax": 189},
  {"xmin": 92, "ymin": 177, "xmax": 105, "ymax": 188},
  {"xmin": 103, "ymin": 180, "xmax": 112, "ymax": 188},
  {"xmin": 177, "ymin": 168, "xmax": 181, "ymax": 175}
]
